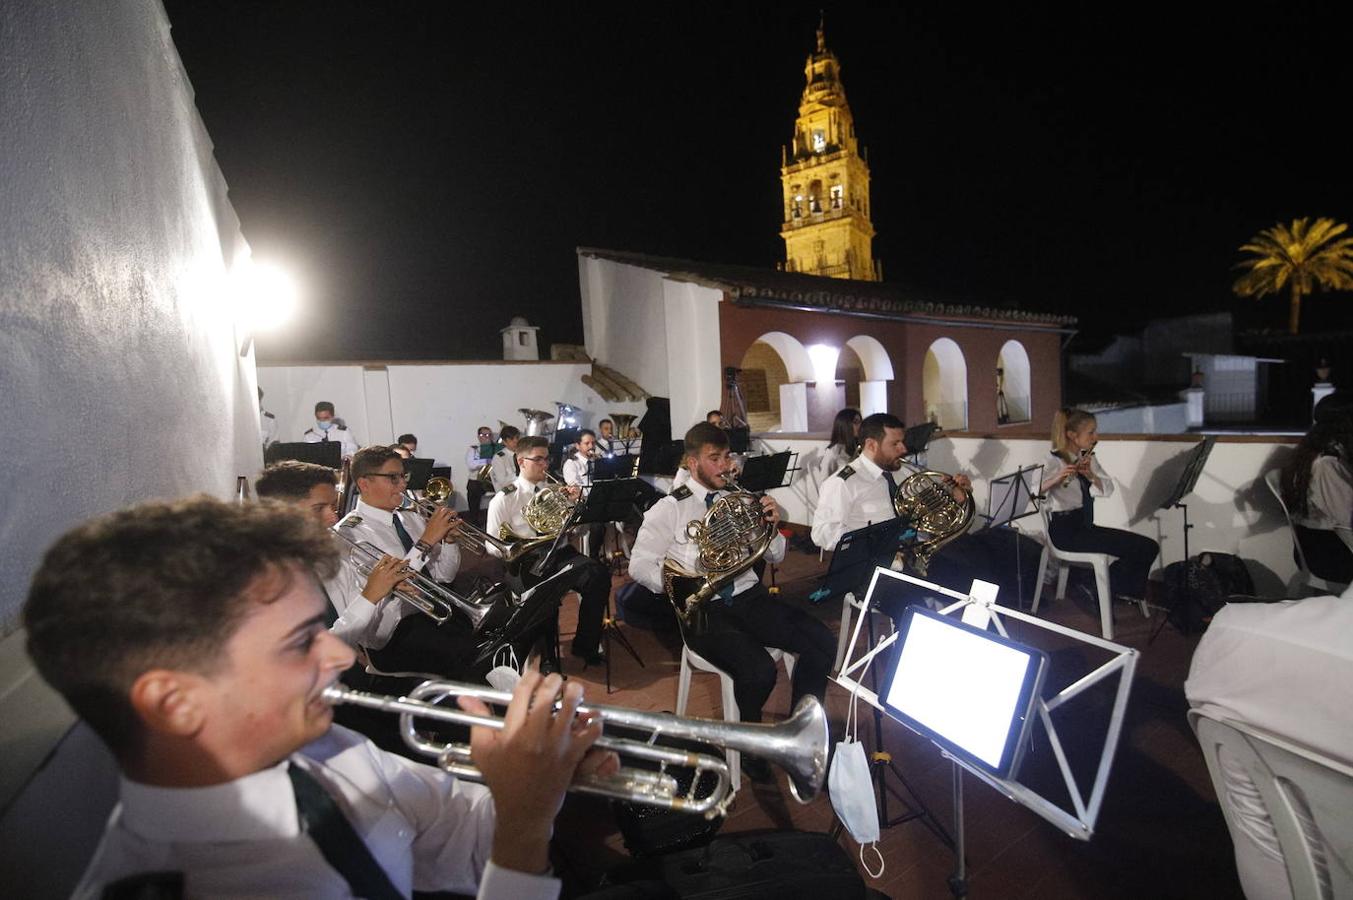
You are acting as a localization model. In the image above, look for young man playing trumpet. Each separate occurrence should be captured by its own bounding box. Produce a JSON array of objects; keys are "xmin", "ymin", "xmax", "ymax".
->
[
  {"xmin": 487, "ymin": 435, "xmax": 611, "ymax": 666},
  {"xmin": 330, "ymin": 445, "xmax": 476, "ymax": 676},
  {"xmin": 629, "ymin": 424, "xmax": 834, "ymax": 781},
  {"xmin": 25, "ymin": 496, "xmax": 614, "ymax": 898}
]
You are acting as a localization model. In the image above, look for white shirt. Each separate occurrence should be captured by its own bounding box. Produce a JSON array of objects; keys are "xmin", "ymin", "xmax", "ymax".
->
[
  {"xmin": 562, "ymin": 453, "xmax": 593, "ymax": 489},
  {"xmin": 485, "ymin": 475, "xmax": 547, "ymax": 558},
  {"xmin": 466, "ymin": 443, "xmax": 497, "ymax": 477},
  {"xmin": 72, "ymin": 725, "xmax": 558, "ymax": 900},
  {"xmin": 1040, "ymin": 451, "xmax": 1114, "ymax": 514},
  {"xmin": 305, "ymin": 424, "xmax": 360, "ymax": 457},
  {"xmin": 810, "ymin": 454, "xmax": 916, "ymax": 552},
  {"xmin": 813, "ymin": 444, "xmax": 853, "ymax": 485},
  {"xmin": 1185, "ymin": 592, "xmax": 1353, "ymax": 768},
  {"xmin": 327, "ymin": 499, "xmax": 461, "ymax": 649},
  {"xmin": 488, "ymin": 449, "xmax": 518, "ymax": 492},
  {"xmin": 1295, "ymin": 455, "xmax": 1353, "ymax": 551},
  {"xmin": 629, "ymin": 476, "xmax": 785, "ymax": 597}
]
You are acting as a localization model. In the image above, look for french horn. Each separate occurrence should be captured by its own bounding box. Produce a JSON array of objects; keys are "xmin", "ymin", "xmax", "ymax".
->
[{"xmin": 891, "ymin": 470, "xmax": 975, "ymax": 575}]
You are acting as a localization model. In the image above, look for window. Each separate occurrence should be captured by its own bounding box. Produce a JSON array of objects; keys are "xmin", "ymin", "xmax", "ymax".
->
[
  {"xmin": 813, "ymin": 130, "xmax": 826, "ymax": 152},
  {"xmin": 830, "ymin": 184, "xmax": 843, "ymax": 209}
]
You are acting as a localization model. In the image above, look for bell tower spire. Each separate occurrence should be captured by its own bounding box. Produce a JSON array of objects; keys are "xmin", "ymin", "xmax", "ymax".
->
[{"xmin": 779, "ymin": 19, "xmax": 879, "ymax": 281}]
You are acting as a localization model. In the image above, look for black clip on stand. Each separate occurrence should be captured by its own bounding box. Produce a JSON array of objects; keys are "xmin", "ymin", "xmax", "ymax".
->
[
  {"xmin": 979, "ymin": 464, "xmax": 1044, "ymax": 610},
  {"xmin": 1149, "ymin": 437, "xmax": 1215, "ymax": 644},
  {"xmin": 822, "ymin": 521, "xmax": 955, "ymax": 846}
]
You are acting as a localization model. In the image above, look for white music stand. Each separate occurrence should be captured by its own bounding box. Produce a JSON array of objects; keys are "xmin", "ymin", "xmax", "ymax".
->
[{"xmin": 834, "ymin": 567, "xmax": 1139, "ymax": 895}]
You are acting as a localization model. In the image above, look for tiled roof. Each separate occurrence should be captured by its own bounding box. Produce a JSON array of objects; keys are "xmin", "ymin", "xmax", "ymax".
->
[{"xmin": 577, "ymin": 246, "xmax": 1077, "ymax": 330}]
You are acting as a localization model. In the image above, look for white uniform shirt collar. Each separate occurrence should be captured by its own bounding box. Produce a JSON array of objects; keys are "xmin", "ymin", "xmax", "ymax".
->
[
  {"xmin": 355, "ymin": 497, "xmax": 403, "ymax": 525},
  {"xmin": 516, "ymin": 474, "xmax": 544, "ymax": 494},
  {"xmin": 117, "ymin": 759, "xmax": 299, "ymax": 843},
  {"xmin": 854, "ymin": 453, "xmax": 887, "ymax": 481},
  {"xmin": 683, "ymin": 476, "xmax": 724, "ymax": 504}
]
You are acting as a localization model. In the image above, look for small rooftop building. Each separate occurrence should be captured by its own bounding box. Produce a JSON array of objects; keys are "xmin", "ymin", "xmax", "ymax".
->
[{"xmin": 500, "ymin": 315, "xmax": 540, "ymax": 361}]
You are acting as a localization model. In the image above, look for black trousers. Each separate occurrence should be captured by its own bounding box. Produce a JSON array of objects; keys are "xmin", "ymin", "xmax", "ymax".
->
[
  {"xmin": 466, "ymin": 480, "xmax": 489, "ymax": 527},
  {"xmin": 523, "ymin": 546, "xmax": 610, "ymax": 656},
  {"xmin": 683, "ymin": 583, "xmax": 835, "ymax": 723},
  {"xmin": 1048, "ymin": 512, "xmax": 1159, "ymax": 599},
  {"xmin": 1294, "ymin": 524, "xmax": 1353, "ymax": 583},
  {"xmin": 367, "ymin": 612, "xmax": 484, "ymax": 681}
]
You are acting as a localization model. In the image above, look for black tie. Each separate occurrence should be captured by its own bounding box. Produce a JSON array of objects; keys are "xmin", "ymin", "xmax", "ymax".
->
[
  {"xmin": 883, "ymin": 470, "xmax": 899, "ymax": 501},
  {"xmin": 1078, "ymin": 474, "xmax": 1094, "ymax": 526},
  {"xmin": 391, "ymin": 513, "xmax": 415, "ymax": 553},
  {"xmin": 287, "ymin": 763, "xmax": 404, "ymax": 900},
  {"xmin": 319, "ymin": 582, "xmax": 338, "ymax": 628}
]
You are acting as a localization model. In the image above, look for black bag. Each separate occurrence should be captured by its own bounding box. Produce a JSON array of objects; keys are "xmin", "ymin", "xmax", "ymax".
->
[
  {"xmin": 1160, "ymin": 551, "xmax": 1255, "ymax": 633},
  {"xmin": 609, "ymin": 727, "xmax": 725, "ymax": 858},
  {"xmin": 598, "ymin": 830, "xmax": 869, "ymax": 899}
]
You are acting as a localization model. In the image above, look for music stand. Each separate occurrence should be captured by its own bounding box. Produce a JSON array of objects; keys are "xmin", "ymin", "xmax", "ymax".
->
[
  {"xmin": 979, "ymin": 463, "xmax": 1043, "ymax": 610},
  {"xmin": 592, "ymin": 454, "xmax": 639, "ymax": 481},
  {"xmin": 904, "ymin": 422, "xmax": 941, "ymax": 466},
  {"xmin": 736, "ymin": 450, "xmax": 793, "ymax": 493},
  {"xmin": 403, "ymin": 457, "xmax": 435, "ymax": 492},
  {"xmin": 726, "ymin": 425, "xmax": 751, "ymax": 453},
  {"xmin": 266, "ymin": 441, "xmax": 341, "ymax": 469},
  {"xmin": 1150, "ymin": 436, "xmax": 1216, "ymax": 642},
  {"xmin": 574, "ymin": 479, "xmax": 651, "ymax": 692},
  {"xmin": 643, "ymin": 439, "xmax": 685, "ymax": 478}
]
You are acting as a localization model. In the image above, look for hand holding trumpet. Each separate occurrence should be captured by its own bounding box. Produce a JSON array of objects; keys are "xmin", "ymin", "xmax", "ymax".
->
[
  {"xmin": 360, "ymin": 554, "xmax": 413, "ymax": 605},
  {"xmin": 420, "ymin": 506, "xmax": 462, "ymax": 546}
]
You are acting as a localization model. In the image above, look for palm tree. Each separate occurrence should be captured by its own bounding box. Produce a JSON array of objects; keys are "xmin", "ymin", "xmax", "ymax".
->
[{"xmin": 1233, "ymin": 217, "xmax": 1353, "ymax": 334}]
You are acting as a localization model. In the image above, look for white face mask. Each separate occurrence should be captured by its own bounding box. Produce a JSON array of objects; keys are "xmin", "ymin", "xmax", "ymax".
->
[{"xmin": 829, "ymin": 682, "xmax": 885, "ymax": 878}]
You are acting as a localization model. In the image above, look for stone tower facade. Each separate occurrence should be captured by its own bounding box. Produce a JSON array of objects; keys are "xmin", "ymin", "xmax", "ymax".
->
[{"xmin": 779, "ymin": 23, "xmax": 878, "ymax": 281}]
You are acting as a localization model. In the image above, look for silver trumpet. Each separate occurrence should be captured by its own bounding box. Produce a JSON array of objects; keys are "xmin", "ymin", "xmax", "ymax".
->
[
  {"xmin": 323, "ymin": 679, "xmax": 829, "ymax": 819},
  {"xmin": 331, "ymin": 528, "xmax": 498, "ymax": 631}
]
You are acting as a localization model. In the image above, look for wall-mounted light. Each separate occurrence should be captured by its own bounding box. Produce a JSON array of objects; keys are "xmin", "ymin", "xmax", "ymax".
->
[
  {"xmin": 233, "ymin": 259, "xmax": 299, "ymax": 355},
  {"xmin": 807, "ymin": 343, "xmax": 840, "ymax": 386}
]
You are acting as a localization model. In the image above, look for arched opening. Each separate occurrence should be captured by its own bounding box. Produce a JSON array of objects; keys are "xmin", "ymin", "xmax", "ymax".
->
[
  {"xmin": 835, "ymin": 345, "xmax": 863, "ymax": 409},
  {"xmin": 922, "ymin": 338, "xmax": 968, "ymax": 430},
  {"xmin": 845, "ymin": 335, "xmax": 894, "ymax": 417},
  {"xmin": 997, "ymin": 340, "xmax": 1032, "ymax": 424},
  {"xmin": 739, "ymin": 332, "xmax": 812, "ymax": 432}
]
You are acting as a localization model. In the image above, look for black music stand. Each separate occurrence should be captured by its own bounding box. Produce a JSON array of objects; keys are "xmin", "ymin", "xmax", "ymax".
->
[
  {"xmin": 736, "ymin": 450, "xmax": 793, "ymax": 493},
  {"xmin": 1150, "ymin": 436, "xmax": 1216, "ymax": 643},
  {"xmin": 726, "ymin": 426, "xmax": 751, "ymax": 453},
  {"xmin": 403, "ymin": 457, "xmax": 434, "ymax": 492},
  {"xmin": 266, "ymin": 440, "xmax": 341, "ymax": 468},
  {"xmin": 575, "ymin": 479, "xmax": 652, "ymax": 692},
  {"xmin": 980, "ymin": 464, "xmax": 1044, "ymax": 610},
  {"xmin": 644, "ymin": 439, "xmax": 685, "ymax": 478},
  {"xmin": 592, "ymin": 454, "xmax": 639, "ymax": 481},
  {"xmin": 904, "ymin": 422, "xmax": 941, "ymax": 466}
]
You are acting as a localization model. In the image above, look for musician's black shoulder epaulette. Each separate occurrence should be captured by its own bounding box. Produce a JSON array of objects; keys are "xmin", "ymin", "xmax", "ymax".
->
[
  {"xmin": 496, "ymin": 450, "xmax": 508, "ymax": 458},
  {"xmin": 102, "ymin": 871, "xmax": 184, "ymax": 900},
  {"xmin": 671, "ymin": 485, "xmax": 692, "ymax": 500},
  {"xmin": 336, "ymin": 514, "xmax": 362, "ymax": 529},
  {"xmin": 263, "ymin": 411, "xmax": 275, "ymax": 419},
  {"xmin": 502, "ymin": 483, "xmax": 517, "ymax": 494},
  {"xmin": 837, "ymin": 465, "xmax": 856, "ymax": 480},
  {"xmin": 303, "ymin": 428, "xmax": 315, "ymax": 436}
]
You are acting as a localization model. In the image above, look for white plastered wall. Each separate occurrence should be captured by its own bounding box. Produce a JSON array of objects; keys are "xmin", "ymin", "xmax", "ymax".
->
[{"xmin": 0, "ymin": 1, "xmax": 262, "ymax": 891}]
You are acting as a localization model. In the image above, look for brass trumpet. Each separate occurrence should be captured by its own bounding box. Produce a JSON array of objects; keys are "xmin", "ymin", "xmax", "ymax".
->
[
  {"xmin": 322, "ymin": 679, "xmax": 829, "ymax": 818},
  {"xmin": 331, "ymin": 527, "xmax": 499, "ymax": 630},
  {"xmin": 403, "ymin": 470, "xmax": 558, "ymax": 565}
]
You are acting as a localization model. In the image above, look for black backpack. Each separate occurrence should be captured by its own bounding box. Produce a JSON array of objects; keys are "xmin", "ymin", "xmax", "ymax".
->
[{"xmin": 1160, "ymin": 552, "xmax": 1255, "ymax": 633}]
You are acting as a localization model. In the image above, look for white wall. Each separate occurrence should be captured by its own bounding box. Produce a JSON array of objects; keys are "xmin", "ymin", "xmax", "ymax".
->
[
  {"xmin": 758, "ymin": 433, "xmax": 1303, "ymax": 597},
  {"xmin": 578, "ymin": 255, "xmax": 670, "ymax": 397},
  {"xmin": 661, "ymin": 279, "xmax": 723, "ymax": 429},
  {"xmin": 258, "ymin": 360, "xmax": 650, "ymax": 502},
  {"xmin": 1, "ymin": 0, "xmax": 261, "ymax": 887}
]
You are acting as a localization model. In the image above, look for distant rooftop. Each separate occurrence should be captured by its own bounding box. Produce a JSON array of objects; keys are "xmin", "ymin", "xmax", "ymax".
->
[{"xmin": 578, "ymin": 247, "xmax": 1078, "ymax": 330}]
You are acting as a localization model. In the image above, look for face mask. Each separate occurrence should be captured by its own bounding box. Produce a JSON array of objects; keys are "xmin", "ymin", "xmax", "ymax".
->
[
  {"xmin": 317, "ymin": 419, "xmax": 333, "ymax": 431},
  {"xmin": 829, "ymin": 681, "xmax": 885, "ymax": 878}
]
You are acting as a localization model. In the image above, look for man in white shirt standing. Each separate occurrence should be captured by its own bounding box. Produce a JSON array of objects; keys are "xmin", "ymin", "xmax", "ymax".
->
[
  {"xmin": 487, "ymin": 436, "xmax": 611, "ymax": 665},
  {"xmin": 303, "ymin": 401, "xmax": 360, "ymax": 458},
  {"xmin": 629, "ymin": 424, "xmax": 834, "ymax": 781},
  {"xmin": 24, "ymin": 496, "xmax": 615, "ymax": 900},
  {"xmin": 329, "ymin": 445, "xmax": 477, "ymax": 677},
  {"xmin": 488, "ymin": 426, "xmax": 522, "ymax": 493},
  {"xmin": 466, "ymin": 425, "xmax": 501, "ymax": 526}
]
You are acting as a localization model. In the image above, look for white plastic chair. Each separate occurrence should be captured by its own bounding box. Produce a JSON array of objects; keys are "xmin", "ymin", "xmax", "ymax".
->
[
  {"xmin": 1189, "ymin": 710, "xmax": 1353, "ymax": 900},
  {"xmin": 1263, "ymin": 470, "xmax": 1350, "ymax": 596},
  {"xmin": 1031, "ymin": 504, "xmax": 1138, "ymax": 640},
  {"xmin": 675, "ymin": 645, "xmax": 796, "ymax": 793}
]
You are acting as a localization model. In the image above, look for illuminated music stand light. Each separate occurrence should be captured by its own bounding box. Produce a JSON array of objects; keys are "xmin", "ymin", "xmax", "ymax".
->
[{"xmin": 835, "ymin": 567, "xmax": 1138, "ymax": 897}]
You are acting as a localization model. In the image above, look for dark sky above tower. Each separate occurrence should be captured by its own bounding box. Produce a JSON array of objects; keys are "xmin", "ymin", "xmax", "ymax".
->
[{"xmin": 161, "ymin": 2, "xmax": 1352, "ymax": 361}]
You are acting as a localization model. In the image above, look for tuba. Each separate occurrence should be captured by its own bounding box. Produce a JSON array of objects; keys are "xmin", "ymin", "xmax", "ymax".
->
[
  {"xmin": 519, "ymin": 408, "xmax": 555, "ymax": 437},
  {"xmin": 609, "ymin": 413, "xmax": 638, "ymax": 439},
  {"xmin": 661, "ymin": 474, "xmax": 778, "ymax": 634},
  {"xmin": 323, "ymin": 679, "xmax": 828, "ymax": 819},
  {"xmin": 891, "ymin": 470, "xmax": 975, "ymax": 575}
]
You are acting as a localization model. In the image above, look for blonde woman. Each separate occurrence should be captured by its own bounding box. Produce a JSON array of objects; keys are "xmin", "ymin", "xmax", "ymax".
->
[{"xmin": 1039, "ymin": 408, "xmax": 1159, "ymax": 604}]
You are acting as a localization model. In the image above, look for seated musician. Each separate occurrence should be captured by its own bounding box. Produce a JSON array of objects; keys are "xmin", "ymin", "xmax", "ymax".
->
[
  {"xmin": 397, "ymin": 432, "xmax": 419, "ymax": 456},
  {"xmin": 303, "ymin": 400, "xmax": 359, "ymax": 458},
  {"xmin": 466, "ymin": 425, "xmax": 501, "ymax": 524},
  {"xmin": 1279, "ymin": 391, "xmax": 1353, "ymax": 583},
  {"xmin": 563, "ymin": 429, "xmax": 606, "ymax": 561},
  {"xmin": 488, "ymin": 426, "xmax": 522, "ymax": 494},
  {"xmin": 597, "ymin": 418, "xmax": 616, "ymax": 455},
  {"xmin": 629, "ymin": 423, "xmax": 834, "ymax": 781},
  {"xmin": 329, "ymin": 445, "xmax": 482, "ymax": 677},
  {"xmin": 487, "ymin": 435, "xmax": 610, "ymax": 666},
  {"xmin": 1039, "ymin": 408, "xmax": 1159, "ymax": 605},
  {"xmin": 812, "ymin": 413, "xmax": 992, "ymax": 616},
  {"xmin": 24, "ymin": 496, "xmax": 614, "ymax": 899}
]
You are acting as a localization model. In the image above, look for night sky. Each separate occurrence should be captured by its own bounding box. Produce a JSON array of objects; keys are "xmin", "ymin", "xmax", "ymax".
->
[{"xmin": 161, "ymin": 2, "xmax": 1353, "ymax": 362}]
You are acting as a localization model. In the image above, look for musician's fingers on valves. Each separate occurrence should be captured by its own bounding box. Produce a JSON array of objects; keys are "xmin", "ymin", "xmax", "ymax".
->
[
  {"xmin": 362, "ymin": 553, "xmax": 413, "ymax": 601},
  {"xmin": 422, "ymin": 505, "xmax": 460, "ymax": 544},
  {"xmin": 759, "ymin": 494, "xmax": 782, "ymax": 525}
]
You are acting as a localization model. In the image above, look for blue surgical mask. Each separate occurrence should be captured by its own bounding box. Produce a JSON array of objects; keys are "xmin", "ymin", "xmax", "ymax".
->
[{"xmin": 317, "ymin": 419, "xmax": 333, "ymax": 431}]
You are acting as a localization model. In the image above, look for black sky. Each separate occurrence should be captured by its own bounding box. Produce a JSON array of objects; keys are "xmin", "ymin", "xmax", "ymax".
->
[{"xmin": 161, "ymin": 2, "xmax": 1353, "ymax": 361}]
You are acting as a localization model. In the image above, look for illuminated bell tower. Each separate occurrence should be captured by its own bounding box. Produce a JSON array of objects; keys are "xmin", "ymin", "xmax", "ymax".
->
[{"xmin": 780, "ymin": 22, "xmax": 878, "ymax": 281}]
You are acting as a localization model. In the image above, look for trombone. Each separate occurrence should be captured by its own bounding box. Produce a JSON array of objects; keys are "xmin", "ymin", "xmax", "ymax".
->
[{"xmin": 323, "ymin": 679, "xmax": 828, "ymax": 818}]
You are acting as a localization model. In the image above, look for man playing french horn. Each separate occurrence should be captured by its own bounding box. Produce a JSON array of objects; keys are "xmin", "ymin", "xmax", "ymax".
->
[
  {"xmin": 486, "ymin": 435, "xmax": 611, "ymax": 666},
  {"xmin": 629, "ymin": 423, "xmax": 835, "ymax": 783}
]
